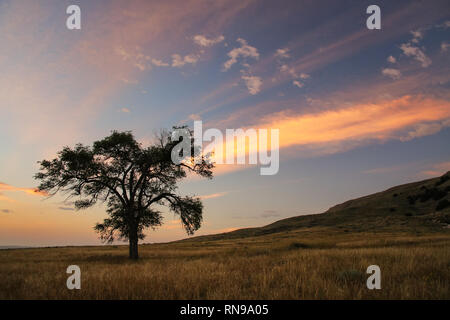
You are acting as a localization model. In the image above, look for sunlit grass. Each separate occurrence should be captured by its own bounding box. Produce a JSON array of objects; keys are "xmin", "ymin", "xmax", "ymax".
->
[{"xmin": 0, "ymin": 231, "xmax": 448, "ymax": 299}]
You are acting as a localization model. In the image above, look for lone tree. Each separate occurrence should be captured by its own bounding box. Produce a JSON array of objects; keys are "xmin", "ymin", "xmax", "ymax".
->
[{"xmin": 34, "ymin": 129, "xmax": 213, "ymax": 259}]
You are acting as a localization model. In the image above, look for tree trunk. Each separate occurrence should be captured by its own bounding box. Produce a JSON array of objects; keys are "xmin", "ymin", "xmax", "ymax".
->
[
  {"xmin": 129, "ymin": 223, "xmax": 139, "ymax": 260},
  {"xmin": 129, "ymin": 237, "xmax": 138, "ymax": 260}
]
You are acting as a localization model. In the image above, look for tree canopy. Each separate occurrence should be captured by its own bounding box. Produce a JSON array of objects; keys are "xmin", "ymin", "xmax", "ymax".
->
[{"xmin": 34, "ymin": 129, "xmax": 214, "ymax": 259}]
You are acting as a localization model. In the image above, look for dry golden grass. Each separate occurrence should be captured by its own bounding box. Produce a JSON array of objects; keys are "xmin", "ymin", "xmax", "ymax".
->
[{"xmin": 0, "ymin": 230, "xmax": 449, "ymax": 299}]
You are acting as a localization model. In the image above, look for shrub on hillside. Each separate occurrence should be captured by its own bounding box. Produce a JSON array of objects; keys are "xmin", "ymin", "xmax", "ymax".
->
[{"xmin": 436, "ymin": 199, "xmax": 450, "ymax": 211}]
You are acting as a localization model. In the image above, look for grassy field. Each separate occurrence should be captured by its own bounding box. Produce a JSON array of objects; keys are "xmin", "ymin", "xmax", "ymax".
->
[
  {"xmin": 0, "ymin": 230, "xmax": 449, "ymax": 299},
  {"xmin": 1, "ymin": 172, "xmax": 449, "ymax": 299}
]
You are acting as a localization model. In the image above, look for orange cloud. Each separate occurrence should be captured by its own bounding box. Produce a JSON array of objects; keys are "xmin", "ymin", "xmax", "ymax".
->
[
  {"xmin": 199, "ymin": 192, "xmax": 228, "ymax": 200},
  {"xmin": 258, "ymin": 95, "xmax": 450, "ymax": 149},
  {"xmin": 199, "ymin": 95, "xmax": 450, "ymax": 173},
  {"xmin": 0, "ymin": 182, "xmax": 48, "ymax": 197},
  {"xmin": 420, "ymin": 162, "xmax": 450, "ymax": 177}
]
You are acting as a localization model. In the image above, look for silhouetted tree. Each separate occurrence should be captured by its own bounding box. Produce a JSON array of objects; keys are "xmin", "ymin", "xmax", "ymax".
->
[{"xmin": 34, "ymin": 129, "xmax": 213, "ymax": 259}]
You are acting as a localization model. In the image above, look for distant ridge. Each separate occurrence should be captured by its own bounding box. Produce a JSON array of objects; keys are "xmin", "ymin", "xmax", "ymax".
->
[{"xmin": 181, "ymin": 171, "xmax": 450, "ymax": 242}]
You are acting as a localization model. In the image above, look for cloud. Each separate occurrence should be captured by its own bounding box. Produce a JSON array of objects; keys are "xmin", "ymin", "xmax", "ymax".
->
[
  {"xmin": 241, "ymin": 75, "xmax": 262, "ymax": 95},
  {"xmin": 253, "ymin": 95, "xmax": 450, "ymax": 152},
  {"xmin": 115, "ymin": 46, "xmax": 132, "ymax": 61},
  {"xmin": 436, "ymin": 20, "xmax": 450, "ymax": 29},
  {"xmin": 441, "ymin": 41, "xmax": 449, "ymax": 52},
  {"xmin": 292, "ymin": 80, "xmax": 303, "ymax": 88},
  {"xmin": 0, "ymin": 182, "xmax": 48, "ymax": 197},
  {"xmin": 260, "ymin": 210, "xmax": 280, "ymax": 218},
  {"xmin": 279, "ymin": 64, "xmax": 289, "ymax": 72},
  {"xmin": 279, "ymin": 64, "xmax": 310, "ymax": 87},
  {"xmin": 119, "ymin": 107, "xmax": 131, "ymax": 113},
  {"xmin": 199, "ymin": 192, "xmax": 227, "ymax": 200},
  {"xmin": 387, "ymin": 55, "xmax": 397, "ymax": 63},
  {"xmin": 299, "ymin": 73, "xmax": 310, "ymax": 79},
  {"xmin": 410, "ymin": 30, "xmax": 423, "ymax": 43},
  {"xmin": 172, "ymin": 53, "xmax": 199, "ymax": 67},
  {"xmin": 0, "ymin": 0, "xmax": 258, "ymax": 197},
  {"xmin": 151, "ymin": 58, "xmax": 170, "ymax": 67},
  {"xmin": 193, "ymin": 35, "xmax": 225, "ymax": 47},
  {"xmin": 223, "ymin": 38, "xmax": 259, "ymax": 70},
  {"xmin": 400, "ymin": 43, "xmax": 432, "ymax": 67},
  {"xmin": 382, "ymin": 68, "xmax": 402, "ymax": 80},
  {"xmin": 280, "ymin": 65, "xmax": 307, "ymax": 79},
  {"xmin": 115, "ymin": 46, "xmax": 151, "ymax": 71},
  {"xmin": 244, "ymin": 4, "xmax": 448, "ymax": 98},
  {"xmin": 120, "ymin": 78, "xmax": 138, "ymax": 85},
  {"xmin": 1, "ymin": 209, "xmax": 13, "ymax": 213},
  {"xmin": 400, "ymin": 118, "xmax": 450, "ymax": 141},
  {"xmin": 206, "ymin": 95, "xmax": 450, "ymax": 169},
  {"xmin": 275, "ymin": 48, "xmax": 290, "ymax": 59},
  {"xmin": 419, "ymin": 161, "xmax": 450, "ymax": 177},
  {"xmin": 115, "ymin": 47, "xmax": 172, "ymax": 69}
]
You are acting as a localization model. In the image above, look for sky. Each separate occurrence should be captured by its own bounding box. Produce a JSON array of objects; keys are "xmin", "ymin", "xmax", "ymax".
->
[{"xmin": 0, "ymin": 0, "xmax": 449, "ymax": 246}]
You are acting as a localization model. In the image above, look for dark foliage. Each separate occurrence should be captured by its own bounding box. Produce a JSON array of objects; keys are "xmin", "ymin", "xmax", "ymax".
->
[
  {"xmin": 407, "ymin": 185, "xmax": 448, "ymax": 205},
  {"xmin": 436, "ymin": 199, "xmax": 450, "ymax": 211},
  {"xmin": 435, "ymin": 172, "xmax": 450, "ymax": 187},
  {"xmin": 34, "ymin": 129, "xmax": 214, "ymax": 259}
]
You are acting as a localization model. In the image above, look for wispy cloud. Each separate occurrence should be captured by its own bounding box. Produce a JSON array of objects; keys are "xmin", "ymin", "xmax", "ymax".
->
[
  {"xmin": 211, "ymin": 95, "xmax": 450, "ymax": 162},
  {"xmin": 0, "ymin": 182, "xmax": 47, "ymax": 197},
  {"xmin": 202, "ymin": 94, "xmax": 450, "ymax": 174},
  {"xmin": 400, "ymin": 43, "xmax": 432, "ymax": 67},
  {"xmin": 419, "ymin": 161, "xmax": 450, "ymax": 177},
  {"xmin": 223, "ymin": 38, "xmax": 259, "ymax": 70},
  {"xmin": 382, "ymin": 68, "xmax": 402, "ymax": 80},
  {"xmin": 171, "ymin": 53, "xmax": 200, "ymax": 67},
  {"xmin": 194, "ymin": 35, "xmax": 225, "ymax": 47},
  {"xmin": 275, "ymin": 48, "xmax": 290, "ymax": 59},
  {"xmin": 115, "ymin": 46, "xmax": 151, "ymax": 71},
  {"xmin": 387, "ymin": 55, "xmax": 397, "ymax": 63},
  {"xmin": 436, "ymin": 20, "xmax": 450, "ymax": 29},
  {"xmin": 260, "ymin": 95, "xmax": 450, "ymax": 150},
  {"xmin": 400, "ymin": 118, "xmax": 450, "ymax": 141},
  {"xmin": 199, "ymin": 192, "xmax": 228, "ymax": 200},
  {"xmin": 241, "ymin": 75, "xmax": 262, "ymax": 95},
  {"xmin": 410, "ymin": 30, "xmax": 423, "ymax": 43},
  {"xmin": 119, "ymin": 107, "xmax": 131, "ymax": 113},
  {"xmin": 151, "ymin": 58, "xmax": 170, "ymax": 67},
  {"xmin": 292, "ymin": 80, "xmax": 303, "ymax": 88}
]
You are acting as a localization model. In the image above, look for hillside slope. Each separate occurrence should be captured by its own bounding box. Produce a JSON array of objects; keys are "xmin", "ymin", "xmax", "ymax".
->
[{"xmin": 184, "ymin": 172, "xmax": 450, "ymax": 242}]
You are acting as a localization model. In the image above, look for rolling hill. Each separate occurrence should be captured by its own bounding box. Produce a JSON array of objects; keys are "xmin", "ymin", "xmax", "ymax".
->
[{"xmin": 183, "ymin": 171, "xmax": 450, "ymax": 242}]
